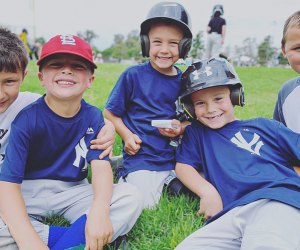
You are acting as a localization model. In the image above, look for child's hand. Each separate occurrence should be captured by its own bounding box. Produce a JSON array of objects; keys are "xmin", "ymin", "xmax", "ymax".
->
[
  {"xmin": 158, "ymin": 119, "xmax": 182, "ymax": 138},
  {"xmin": 85, "ymin": 206, "xmax": 113, "ymax": 250},
  {"xmin": 124, "ymin": 134, "xmax": 142, "ymax": 155},
  {"xmin": 197, "ymin": 185, "xmax": 223, "ymax": 220},
  {"xmin": 90, "ymin": 122, "xmax": 115, "ymax": 159}
]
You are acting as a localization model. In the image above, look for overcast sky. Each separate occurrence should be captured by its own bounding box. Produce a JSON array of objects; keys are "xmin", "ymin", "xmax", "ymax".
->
[{"xmin": 0, "ymin": 0, "xmax": 298, "ymax": 51}]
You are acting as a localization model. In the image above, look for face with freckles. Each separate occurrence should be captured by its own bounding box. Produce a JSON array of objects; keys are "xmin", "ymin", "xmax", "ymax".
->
[
  {"xmin": 191, "ymin": 86, "xmax": 236, "ymax": 129},
  {"xmin": 148, "ymin": 22, "xmax": 183, "ymax": 75},
  {"xmin": 38, "ymin": 54, "xmax": 94, "ymax": 102}
]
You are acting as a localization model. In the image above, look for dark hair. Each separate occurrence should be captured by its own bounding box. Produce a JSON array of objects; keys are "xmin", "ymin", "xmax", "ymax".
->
[
  {"xmin": 214, "ymin": 11, "xmax": 221, "ymax": 18},
  {"xmin": 0, "ymin": 27, "xmax": 28, "ymax": 75},
  {"xmin": 281, "ymin": 10, "xmax": 300, "ymax": 49}
]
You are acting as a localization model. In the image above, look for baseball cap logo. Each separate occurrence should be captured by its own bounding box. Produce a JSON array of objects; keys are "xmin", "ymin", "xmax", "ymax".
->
[
  {"xmin": 60, "ymin": 35, "xmax": 76, "ymax": 46},
  {"xmin": 192, "ymin": 66, "xmax": 212, "ymax": 80},
  {"xmin": 37, "ymin": 34, "xmax": 97, "ymax": 69}
]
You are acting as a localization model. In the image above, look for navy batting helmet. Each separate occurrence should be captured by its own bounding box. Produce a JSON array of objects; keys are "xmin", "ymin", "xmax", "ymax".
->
[
  {"xmin": 180, "ymin": 58, "xmax": 245, "ymax": 119},
  {"xmin": 140, "ymin": 2, "xmax": 192, "ymax": 59}
]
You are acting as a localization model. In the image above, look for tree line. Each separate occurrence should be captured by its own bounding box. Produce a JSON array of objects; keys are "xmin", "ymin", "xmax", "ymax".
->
[{"xmin": 36, "ymin": 29, "xmax": 288, "ymax": 66}]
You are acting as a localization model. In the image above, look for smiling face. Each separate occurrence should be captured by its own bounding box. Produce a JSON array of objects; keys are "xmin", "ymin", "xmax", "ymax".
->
[
  {"xmin": 282, "ymin": 26, "xmax": 300, "ymax": 74},
  {"xmin": 148, "ymin": 22, "xmax": 183, "ymax": 75},
  {"xmin": 191, "ymin": 86, "xmax": 236, "ymax": 129},
  {"xmin": 38, "ymin": 54, "xmax": 94, "ymax": 103},
  {"xmin": 0, "ymin": 70, "xmax": 24, "ymax": 113}
]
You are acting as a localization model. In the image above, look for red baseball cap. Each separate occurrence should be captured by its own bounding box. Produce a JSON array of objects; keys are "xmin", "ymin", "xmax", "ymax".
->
[{"xmin": 37, "ymin": 34, "xmax": 97, "ymax": 69}]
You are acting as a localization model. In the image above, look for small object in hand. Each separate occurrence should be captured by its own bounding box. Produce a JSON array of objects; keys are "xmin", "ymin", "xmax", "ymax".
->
[{"xmin": 151, "ymin": 120, "xmax": 178, "ymax": 129}]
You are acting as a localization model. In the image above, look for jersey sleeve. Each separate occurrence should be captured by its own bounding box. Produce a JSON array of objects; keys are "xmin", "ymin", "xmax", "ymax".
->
[
  {"xmin": 273, "ymin": 88, "xmax": 286, "ymax": 125},
  {"xmin": 176, "ymin": 123, "xmax": 203, "ymax": 171},
  {"xmin": 105, "ymin": 69, "xmax": 133, "ymax": 117},
  {"xmin": 86, "ymin": 108, "xmax": 110, "ymax": 163},
  {"xmin": 0, "ymin": 114, "xmax": 31, "ymax": 183},
  {"xmin": 276, "ymin": 121, "xmax": 300, "ymax": 166}
]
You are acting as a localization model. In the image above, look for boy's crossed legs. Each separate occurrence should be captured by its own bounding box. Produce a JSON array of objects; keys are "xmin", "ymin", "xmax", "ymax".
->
[{"xmin": 0, "ymin": 179, "xmax": 143, "ymax": 249}]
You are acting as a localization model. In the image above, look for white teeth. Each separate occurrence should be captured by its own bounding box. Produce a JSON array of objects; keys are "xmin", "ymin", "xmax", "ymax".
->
[{"xmin": 57, "ymin": 81, "xmax": 74, "ymax": 85}]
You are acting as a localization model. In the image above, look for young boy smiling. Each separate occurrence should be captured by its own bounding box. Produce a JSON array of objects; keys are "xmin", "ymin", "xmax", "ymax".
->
[
  {"xmin": 273, "ymin": 10, "xmax": 300, "ymax": 175},
  {"xmin": 0, "ymin": 34, "xmax": 143, "ymax": 250},
  {"xmin": 0, "ymin": 27, "xmax": 116, "ymax": 170},
  {"xmin": 104, "ymin": 2, "xmax": 193, "ymax": 208},
  {"xmin": 175, "ymin": 58, "xmax": 300, "ymax": 249}
]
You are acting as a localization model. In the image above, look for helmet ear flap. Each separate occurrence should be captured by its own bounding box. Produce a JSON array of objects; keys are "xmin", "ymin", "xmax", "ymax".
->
[
  {"xmin": 182, "ymin": 101, "xmax": 195, "ymax": 119},
  {"xmin": 140, "ymin": 35, "xmax": 150, "ymax": 57},
  {"xmin": 179, "ymin": 38, "xmax": 192, "ymax": 59},
  {"xmin": 230, "ymin": 85, "xmax": 245, "ymax": 106}
]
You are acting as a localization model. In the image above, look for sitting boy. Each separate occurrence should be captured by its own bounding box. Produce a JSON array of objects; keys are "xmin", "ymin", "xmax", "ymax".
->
[
  {"xmin": 104, "ymin": 2, "xmax": 193, "ymax": 208},
  {"xmin": 273, "ymin": 10, "xmax": 300, "ymax": 175},
  {"xmin": 175, "ymin": 58, "xmax": 300, "ymax": 249},
  {"xmin": 0, "ymin": 34, "xmax": 143, "ymax": 250},
  {"xmin": 0, "ymin": 27, "xmax": 115, "ymax": 170}
]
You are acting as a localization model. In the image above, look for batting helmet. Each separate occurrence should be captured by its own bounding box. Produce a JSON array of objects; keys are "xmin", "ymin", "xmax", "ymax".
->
[
  {"xmin": 212, "ymin": 4, "xmax": 224, "ymax": 16},
  {"xmin": 180, "ymin": 58, "xmax": 245, "ymax": 119},
  {"xmin": 140, "ymin": 2, "xmax": 192, "ymax": 59}
]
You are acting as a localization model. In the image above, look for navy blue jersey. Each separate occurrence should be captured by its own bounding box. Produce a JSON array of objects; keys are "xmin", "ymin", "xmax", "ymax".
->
[
  {"xmin": 176, "ymin": 118, "xmax": 300, "ymax": 223},
  {"xmin": 208, "ymin": 16, "xmax": 226, "ymax": 34},
  {"xmin": 0, "ymin": 96, "xmax": 108, "ymax": 183},
  {"xmin": 106, "ymin": 62, "xmax": 182, "ymax": 176},
  {"xmin": 273, "ymin": 76, "xmax": 300, "ymax": 133}
]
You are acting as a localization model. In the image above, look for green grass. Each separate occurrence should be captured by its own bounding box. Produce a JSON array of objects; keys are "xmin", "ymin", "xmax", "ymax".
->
[{"xmin": 21, "ymin": 61, "xmax": 298, "ymax": 250}]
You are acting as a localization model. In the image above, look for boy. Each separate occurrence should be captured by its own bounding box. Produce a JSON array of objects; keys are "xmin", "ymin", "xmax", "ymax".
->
[
  {"xmin": 0, "ymin": 34, "xmax": 143, "ymax": 250},
  {"xmin": 273, "ymin": 10, "xmax": 300, "ymax": 175},
  {"xmin": 175, "ymin": 58, "xmax": 300, "ymax": 249},
  {"xmin": 104, "ymin": 2, "xmax": 193, "ymax": 208},
  {"xmin": 0, "ymin": 27, "xmax": 116, "ymax": 169}
]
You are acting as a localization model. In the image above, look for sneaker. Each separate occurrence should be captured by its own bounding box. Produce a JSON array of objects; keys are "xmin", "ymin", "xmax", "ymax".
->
[
  {"xmin": 110, "ymin": 155, "xmax": 124, "ymax": 179},
  {"xmin": 104, "ymin": 234, "xmax": 128, "ymax": 250}
]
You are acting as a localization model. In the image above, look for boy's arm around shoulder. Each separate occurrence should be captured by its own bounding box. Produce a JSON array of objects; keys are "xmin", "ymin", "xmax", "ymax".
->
[
  {"xmin": 85, "ymin": 159, "xmax": 114, "ymax": 249},
  {"xmin": 0, "ymin": 181, "xmax": 48, "ymax": 249},
  {"xmin": 175, "ymin": 163, "xmax": 223, "ymax": 220},
  {"xmin": 103, "ymin": 109, "xmax": 142, "ymax": 155},
  {"xmin": 90, "ymin": 118, "xmax": 116, "ymax": 159}
]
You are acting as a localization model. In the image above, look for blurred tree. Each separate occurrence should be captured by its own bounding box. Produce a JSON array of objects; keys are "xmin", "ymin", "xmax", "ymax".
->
[
  {"xmin": 35, "ymin": 37, "xmax": 45, "ymax": 45},
  {"xmin": 77, "ymin": 30, "xmax": 98, "ymax": 45},
  {"xmin": 112, "ymin": 34, "xmax": 126, "ymax": 62},
  {"xmin": 125, "ymin": 30, "xmax": 142, "ymax": 60},
  {"xmin": 242, "ymin": 37, "xmax": 257, "ymax": 60},
  {"xmin": 190, "ymin": 31, "xmax": 204, "ymax": 59},
  {"xmin": 278, "ymin": 52, "xmax": 289, "ymax": 65},
  {"xmin": 101, "ymin": 47, "xmax": 114, "ymax": 58},
  {"xmin": 257, "ymin": 36, "xmax": 275, "ymax": 66}
]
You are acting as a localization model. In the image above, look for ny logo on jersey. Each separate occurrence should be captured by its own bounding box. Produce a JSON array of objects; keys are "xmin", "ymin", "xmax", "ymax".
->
[
  {"xmin": 0, "ymin": 129, "xmax": 8, "ymax": 140},
  {"xmin": 192, "ymin": 66, "xmax": 212, "ymax": 80},
  {"xmin": 0, "ymin": 154, "xmax": 4, "ymax": 166},
  {"xmin": 73, "ymin": 137, "xmax": 88, "ymax": 171},
  {"xmin": 60, "ymin": 35, "xmax": 76, "ymax": 46},
  {"xmin": 230, "ymin": 131, "xmax": 264, "ymax": 155}
]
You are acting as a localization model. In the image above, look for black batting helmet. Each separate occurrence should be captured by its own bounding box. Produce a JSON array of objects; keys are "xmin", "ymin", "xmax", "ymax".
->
[
  {"xmin": 140, "ymin": 2, "xmax": 193, "ymax": 59},
  {"xmin": 180, "ymin": 58, "xmax": 245, "ymax": 119}
]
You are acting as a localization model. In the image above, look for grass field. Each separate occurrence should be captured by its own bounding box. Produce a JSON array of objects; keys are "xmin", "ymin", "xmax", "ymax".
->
[{"xmin": 21, "ymin": 61, "xmax": 298, "ymax": 250}]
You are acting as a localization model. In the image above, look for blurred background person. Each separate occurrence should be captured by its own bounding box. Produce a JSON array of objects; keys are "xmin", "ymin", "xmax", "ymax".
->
[
  {"xmin": 19, "ymin": 28, "xmax": 39, "ymax": 60},
  {"xmin": 205, "ymin": 4, "xmax": 226, "ymax": 59}
]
